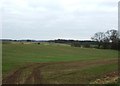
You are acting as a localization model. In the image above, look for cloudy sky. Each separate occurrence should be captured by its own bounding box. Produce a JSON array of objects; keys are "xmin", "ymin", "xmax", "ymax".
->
[{"xmin": 2, "ymin": 0, "xmax": 119, "ymax": 40}]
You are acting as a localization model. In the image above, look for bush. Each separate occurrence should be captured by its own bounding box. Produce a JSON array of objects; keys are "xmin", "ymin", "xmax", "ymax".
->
[
  {"xmin": 71, "ymin": 42, "xmax": 81, "ymax": 47},
  {"xmin": 83, "ymin": 44, "xmax": 90, "ymax": 48},
  {"xmin": 38, "ymin": 43, "xmax": 40, "ymax": 45}
]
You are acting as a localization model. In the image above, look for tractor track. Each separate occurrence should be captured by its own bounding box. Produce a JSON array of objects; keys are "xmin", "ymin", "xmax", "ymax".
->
[
  {"xmin": 2, "ymin": 58, "xmax": 118, "ymax": 84},
  {"xmin": 2, "ymin": 63, "xmax": 49, "ymax": 84}
]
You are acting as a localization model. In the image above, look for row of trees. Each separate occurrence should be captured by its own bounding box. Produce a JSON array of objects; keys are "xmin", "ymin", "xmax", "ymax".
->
[
  {"xmin": 91, "ymin": 29, "xmax": 119, "ymax": 50},
  {"xmin": 48, "ymin": 39, "xmax": 96, "ymax": 48}
]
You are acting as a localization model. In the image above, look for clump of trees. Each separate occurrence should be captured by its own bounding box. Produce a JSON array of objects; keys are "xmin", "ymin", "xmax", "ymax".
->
[{"xmin": 91, "ymin": 29, "xmax": 119, "ymax": 50}]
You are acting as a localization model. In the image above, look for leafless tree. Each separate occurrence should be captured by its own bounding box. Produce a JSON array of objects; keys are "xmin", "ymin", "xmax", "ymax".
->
[
  {"xmin": 91, "ymin": 32, "xmax": 105, "ymax": 48},
  {"xmin": 105, "ymin": 29, "xmax": 119, "ymax": 43},
  {"xmin": 105, "ymin": 29, "xmax": 119, "ymax": 49},
  {"xmin": 91, "ymin": 29, "xmax": 119, "ymax": 49}
]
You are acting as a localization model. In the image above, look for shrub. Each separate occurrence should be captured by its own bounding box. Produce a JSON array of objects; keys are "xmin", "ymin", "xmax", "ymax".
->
[{"xmin": 71, "ymin": 42, "xmax": 81, "ymax": 47}]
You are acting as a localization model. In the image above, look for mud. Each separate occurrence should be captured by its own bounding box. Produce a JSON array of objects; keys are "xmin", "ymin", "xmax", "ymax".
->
[
  {"xmin": 90, "ymin": 72, "xmax": 120, "ymax": 84},
  {"xmin": 2, "ymin": 58, "xmax": 118, "ymax": 84},
  {"xmin": 3, "ymin": 64, "xmax": 43, "ymax": 84}
]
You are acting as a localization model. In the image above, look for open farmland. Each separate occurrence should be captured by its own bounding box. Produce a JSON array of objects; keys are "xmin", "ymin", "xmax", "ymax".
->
[{"xmin": 2, "ymin": 43, "xmax": 118, "ymax": 84}]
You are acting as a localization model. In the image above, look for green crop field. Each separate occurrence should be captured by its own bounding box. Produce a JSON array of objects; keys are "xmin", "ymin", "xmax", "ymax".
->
[{"xmin": 2, "ymin": 43, "xmax": 118, "ymax": 84}]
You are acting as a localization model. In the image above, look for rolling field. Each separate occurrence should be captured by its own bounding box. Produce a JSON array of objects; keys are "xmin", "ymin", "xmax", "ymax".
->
[{"xmin": 2, "ymin": 43, "xmax": 118, "ymax": 84}]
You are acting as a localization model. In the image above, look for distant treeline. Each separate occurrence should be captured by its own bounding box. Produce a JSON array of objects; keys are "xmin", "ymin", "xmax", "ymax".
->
[
  {"xmin": 48, "ymin": 29, "xmax": 120, "ymax": 50},
  {"xmin": 48, "ymin": 39, "xmax": 97, "ymax": 48},
  {"xmin": 1, "ymin": 29, "xmax": 119, "ymax": 50},
  {"xmin": 1, "ymin": 39, "xmax": 97, "ymax": 48},
  {"xmin": 1, "ymin": 39, "xmax": 47, "ymax": 42}
]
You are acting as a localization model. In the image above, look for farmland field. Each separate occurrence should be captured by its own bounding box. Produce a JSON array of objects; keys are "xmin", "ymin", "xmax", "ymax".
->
[{"xmin": 2, "ymin": 43, "xmax": 118, "ymax": 84}]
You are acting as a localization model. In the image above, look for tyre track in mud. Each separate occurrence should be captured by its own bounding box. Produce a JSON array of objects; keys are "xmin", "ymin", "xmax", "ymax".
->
[
  {"xmin": 24, "ymin": 65, "xmax": 47, "ymax": 84},
  {"xmin": 2, "ymin": 63, "xmax": 49, "ymax": 84},
  {"xmin": 3, "ymin": 59, "xmax": 118, "ymax": 84},
  {"xmin": 3, "ymin": 66, "xmax": 28, "ymax": 84}
]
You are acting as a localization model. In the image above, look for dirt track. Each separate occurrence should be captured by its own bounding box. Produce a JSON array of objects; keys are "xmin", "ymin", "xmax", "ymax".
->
[
  {"xmin": 2, "ymin": 64, "xmax": 47, "ymax": 84},
  {"xmin": 2, "ymin": 59, "xmax": 118, "ymax": 84}
]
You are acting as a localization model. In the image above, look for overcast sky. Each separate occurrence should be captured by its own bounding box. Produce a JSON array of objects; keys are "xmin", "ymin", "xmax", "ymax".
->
[{"xmin": 2, "ymin": 0, "xmax": 119, "ymax": 40}]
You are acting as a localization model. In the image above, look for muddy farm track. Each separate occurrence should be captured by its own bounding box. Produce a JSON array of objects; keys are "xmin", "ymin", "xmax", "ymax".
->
[
  {"xmin": 3, "ymin": 63, "xmax": 48, "ymax": 84},
  {"xmin": 3, "ymin": 59, "xmax": 118, "ymax": 84}
]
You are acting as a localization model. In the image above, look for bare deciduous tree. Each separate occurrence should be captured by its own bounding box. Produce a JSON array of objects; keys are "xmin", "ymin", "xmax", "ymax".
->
[
  {"xmin": 91, "ymin": 29, "xmax": 119, "ymax": 49},
  {"xmin": 105, "ymin": 29, "xmax": 118, "ymax": 43},
  {"xmin": 91, "ymin": 32, "xmax": 105, "ymax": 48}
]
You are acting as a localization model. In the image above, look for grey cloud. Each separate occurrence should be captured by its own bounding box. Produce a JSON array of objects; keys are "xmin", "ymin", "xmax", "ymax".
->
[{"xmin": 2, "ymin": 0, "xmax": 118, "ymax": 40}]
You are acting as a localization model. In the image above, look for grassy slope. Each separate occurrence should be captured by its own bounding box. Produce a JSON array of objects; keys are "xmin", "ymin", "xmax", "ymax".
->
[{"xmin": 2, "ymin": 43, "xmax": 118, "ymax": 84}]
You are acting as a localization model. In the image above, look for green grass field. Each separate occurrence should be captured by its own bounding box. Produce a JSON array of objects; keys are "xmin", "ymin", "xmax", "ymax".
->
[{"xmin": 2, "ymin": 43, "xmax": 118, "ymax": 84}]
